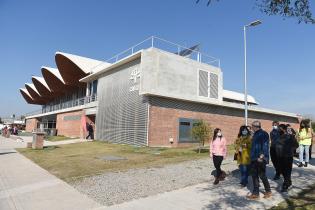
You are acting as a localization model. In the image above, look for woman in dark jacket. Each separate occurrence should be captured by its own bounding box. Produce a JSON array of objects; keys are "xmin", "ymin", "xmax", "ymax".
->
[{"xmin": 276, "ymin": 124, "xmax": 299, "ymax": 192}]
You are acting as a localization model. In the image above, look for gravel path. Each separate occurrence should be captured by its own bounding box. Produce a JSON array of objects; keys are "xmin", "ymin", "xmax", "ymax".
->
[{"xmin": 71, "ymin": 158, "xmax": 235, "ymax": 206}]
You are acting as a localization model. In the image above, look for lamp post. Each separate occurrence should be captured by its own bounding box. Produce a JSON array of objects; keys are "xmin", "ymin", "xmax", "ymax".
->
[{"xmin": 244, "ymin": 20, "xmax": 262, "ymax": 126}]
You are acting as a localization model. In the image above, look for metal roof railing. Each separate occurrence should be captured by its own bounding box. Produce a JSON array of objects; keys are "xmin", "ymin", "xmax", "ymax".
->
[{"xmin": 105, "ymin": 36, "xmax": 220, "ymax": 68}]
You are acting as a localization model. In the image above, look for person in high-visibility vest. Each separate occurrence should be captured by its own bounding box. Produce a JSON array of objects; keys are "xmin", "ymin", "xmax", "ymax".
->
[{"xmin": 298, "ymin": 121, "xmax": 312, "ymax": 167}]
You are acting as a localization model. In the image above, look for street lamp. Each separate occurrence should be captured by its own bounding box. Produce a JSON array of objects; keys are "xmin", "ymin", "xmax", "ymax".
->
[{"xmin": 244, "ymin": 20, "xmax": 262, "ymax": 126}]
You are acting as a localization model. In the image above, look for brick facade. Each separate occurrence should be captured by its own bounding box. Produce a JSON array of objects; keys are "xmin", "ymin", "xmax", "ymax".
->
[
  {"xmin": 148, "ymin": 100, "xmax": 300, "ymax": 147},
  {"xmin": 25, "ymin": 118, "xmax": 38, "ymax": 132},
  {"xmin": 56, "ymin": 110, "xmax": 84, "ymax": 138}
]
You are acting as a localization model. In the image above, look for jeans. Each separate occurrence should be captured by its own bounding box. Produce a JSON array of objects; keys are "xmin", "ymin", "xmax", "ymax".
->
[
  {"xmin": 251, "ymin": 161, "xmax": 271, "ymax": 195},
  {"xmin": 279, "ymin": 157, "xmax": 293, "ymax": 187},
  {"xmin": 239, "ymin": 164, "xmax": 249, "ymax": 185},
  {"xmin": 270, "ymin": 147, "xmax": 280, "ymax": 176},
  {"xmin": 213, "ymin": 155, "xmax": 223, "ymax": 178},
  {"xmin": 299, "ymin": 145, "xmax": 310, "ymax": 163}
]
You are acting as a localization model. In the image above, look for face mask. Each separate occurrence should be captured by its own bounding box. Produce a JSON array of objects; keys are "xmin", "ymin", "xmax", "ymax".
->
[
  {"xmin": 242, "ymin": 130, "xmax": 248, "ymax": 136},
  {"xmin": 273, "ymin": 126, "xmax": 278, "ymax": 130},
  {"xmin": 217, "ymin": 132, "xmax": 222, "ymax": 137}
]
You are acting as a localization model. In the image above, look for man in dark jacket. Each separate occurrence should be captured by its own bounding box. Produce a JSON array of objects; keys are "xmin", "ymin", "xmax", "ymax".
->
[
  {"xmin": 277, "ymin": 124, "xmax": 299, "ymax": 192},
  {"xmin": 270, "ymin": 121, "xmax": 280, "ymax": 180},
  {"xmin": 86, "ymin": 122, "xmax": 94, "ymax": 140},
  {"xmin": 247, "ymin": 121, "xmax": 272, "ymax": 200}
]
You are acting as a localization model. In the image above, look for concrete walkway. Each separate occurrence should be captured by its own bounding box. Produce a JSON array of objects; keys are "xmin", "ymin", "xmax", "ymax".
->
[
  {"xmin": 1, "ymin": 135, "xmax": 315, "ymax": 210},
  {"xmin": 0, "ymin": 136, "xmax": 101, "ymax": 210},
  {"xmin": 10, "ymin": 135, "xmax": 92, "ymax": 147},
  {"xmin": 100, "ymin": 158, "xmax": 315, "ymax": 210}
]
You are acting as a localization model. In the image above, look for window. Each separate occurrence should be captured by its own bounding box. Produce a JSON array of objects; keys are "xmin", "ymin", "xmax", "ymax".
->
[
  {"xmin": 178, "ymin": 118, "xmax": 198, "ymax": 143},
  {"xmin": 198, "ymin": 70, "xmax": 219, "ymax": 99}
]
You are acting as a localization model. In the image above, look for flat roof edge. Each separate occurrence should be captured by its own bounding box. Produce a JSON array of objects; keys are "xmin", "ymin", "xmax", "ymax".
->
[{"xmin": 141, "ymin": 92, "xmax": 299, "ymax": 119}]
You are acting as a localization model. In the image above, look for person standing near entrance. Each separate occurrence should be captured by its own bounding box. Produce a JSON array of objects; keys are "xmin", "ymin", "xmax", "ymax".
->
[
  {"xmin": 270, "ymin": 121, "xmax": 281, "ymax": 180},
  {"xmin": 247, "ymin": 121, "xmax": 272, "ymax": 200},
  {"xmin": 298, "ymin": 121, "xmax": 312, "ymax": 167},
  {"xmin": 86, "ymin": 122, "xmax": 94, "ymax": 140},
  {"xmin": 276, "ymin": 124, "xmax": 299, "ymax": 192},
  {"xmin": 210, "ymin": 128, "xmax": 227, "ymax": 185}
]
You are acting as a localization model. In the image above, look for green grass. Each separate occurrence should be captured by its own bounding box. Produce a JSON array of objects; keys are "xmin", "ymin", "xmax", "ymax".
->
[
  {"xmin": 17, "ymin": 141, "xmax": 211, "ymax": 182},
  {"xmin": 46, "ymin": 135, "xmax": 73, "ymax": 141},
  {"xmin": 270, "ymin": 184, "xmax": 315, "ymax": 210}
]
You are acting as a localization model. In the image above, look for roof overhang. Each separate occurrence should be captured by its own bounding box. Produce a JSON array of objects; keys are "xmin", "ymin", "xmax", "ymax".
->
[
  {"xmin": 80, "ymin": 51, "xmax": 142, "ymax": 82},
  {"xmin": 55, "ymin": 52, "xmax": 110, "ymax": 86},
  {"xmin": 32, "ymin": 76, "xmax": 51, "ymax": 97},
  {"xmin": 41, "ymin": 66, "xmax": 66, "ymax": 93},
  {"xmin": 223, "ymin": 90, "xmax": 258, "ymax": 105},
  {"xmin": 19, "ymin": 88, "xmax": 35, "ymax": 104}
]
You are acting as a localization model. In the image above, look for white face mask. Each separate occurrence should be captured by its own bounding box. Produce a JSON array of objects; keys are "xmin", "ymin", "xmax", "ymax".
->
[
  {"xmin": 217, "ymin": 132, "xmax": 222, "ymax": 137},
  {"xmin": 273, "ymin": 126, "xmax": 278, "ymax": 130},
  {"xmin": 242, "ymin": 130, "xmax": 248, "ymax": 136}
]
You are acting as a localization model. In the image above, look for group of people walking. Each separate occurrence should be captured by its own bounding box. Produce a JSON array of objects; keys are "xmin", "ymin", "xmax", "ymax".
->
[{"xmin": 209, "ymin": 119, "xmax": 313, "ymax": 199}]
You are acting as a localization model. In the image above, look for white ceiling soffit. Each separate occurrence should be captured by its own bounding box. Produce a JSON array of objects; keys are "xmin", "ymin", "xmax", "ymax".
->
[{"xmin": 223, "ymin": 89, "xmax": 258, "ymax": 105}]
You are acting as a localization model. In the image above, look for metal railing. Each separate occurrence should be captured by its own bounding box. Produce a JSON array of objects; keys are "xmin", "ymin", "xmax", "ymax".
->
[
  {"xmin": 25, "ymin": 95, "xmax": 97, "ymax": 117},
  {"xmin": 90, "ymin": 36, "xmax": 220, "ymax": 72}
]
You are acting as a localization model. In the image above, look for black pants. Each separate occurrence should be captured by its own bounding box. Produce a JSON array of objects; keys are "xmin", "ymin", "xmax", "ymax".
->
[
  {"xmin": 213, "ymin": 155, "xmax": 223, "ymax": 178},
  {"xmin": 279, "ymin": 156, "xmax": 293, "ymax": 187},
  {"xmin": 270, "ymin": 147, "xmax": 280, "ymax": 176},
  {"xmin": 86, "ymin": 132, "xmax": 94, "ymax": 139},
  {"xmin": 251, "ymin": 161, "xmax": 271, "ymax": 195}
]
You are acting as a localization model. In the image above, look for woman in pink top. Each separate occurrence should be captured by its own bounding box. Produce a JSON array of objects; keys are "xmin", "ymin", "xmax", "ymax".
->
[{"xmin": 210, "ymin": 128, "xmax": 227, "ymax": 185}]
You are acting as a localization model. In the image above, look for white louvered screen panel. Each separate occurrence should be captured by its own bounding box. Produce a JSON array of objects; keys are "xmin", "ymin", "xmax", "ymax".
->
[
  {"xmin": 199, "ymin": 70, "xmax": 209, "ymax": 97},
  {"xmin": 210, "ymin": 73, "xmax": 219, "ymax": 99},
  {"xmin": 96, "ymin": 58, "xmax": 148, "ymax": 146}
]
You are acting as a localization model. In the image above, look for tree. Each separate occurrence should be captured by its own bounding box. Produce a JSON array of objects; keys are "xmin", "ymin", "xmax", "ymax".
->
[
  {"xmin": 192, "ymin": 120, "xmax": 212, "ymax": 153},
  {"xmin": 196, "ymin": 0, "xmax": 315, "ymax": 24}
]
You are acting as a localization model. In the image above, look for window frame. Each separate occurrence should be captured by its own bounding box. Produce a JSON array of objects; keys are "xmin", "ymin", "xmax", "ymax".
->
[{"xmin": 178, "ymin": 118, "xmax": 199, "ymax": 143}]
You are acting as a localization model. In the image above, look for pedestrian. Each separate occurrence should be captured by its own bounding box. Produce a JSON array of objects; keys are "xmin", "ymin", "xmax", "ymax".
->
[
  {"xmin": 287, "ymin": 124, "xmax": 298, "ymax": 157},
  {"xmin": 247, "ymin": 121, "xmax": 272, "ymax": 200},
  {"xmin": 210, "ymin": 128, "xmax": 227, "ymax": 185},
  {"xmin": 270, "ymin": 121, "xmax": 281, "ymax": 180},
  {"xmin": 298, "ymin": 121, "xmax": 312, "ymax": 167},
  {"xmin": 276, "ymin": 124, "xmax": 299, "ymax": 192},
  {"xmin": 234, "ymin": 125, "xmax": 252, "ymax": 187},
  {"xmin": 86, "ymin": 122, "xmax": 94, "ymax": 140}
]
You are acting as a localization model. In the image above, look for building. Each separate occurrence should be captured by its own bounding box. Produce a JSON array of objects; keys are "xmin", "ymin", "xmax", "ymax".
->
[{"xmin": 21, "ymin": 36, "xmax": 300, "ymax": 146}]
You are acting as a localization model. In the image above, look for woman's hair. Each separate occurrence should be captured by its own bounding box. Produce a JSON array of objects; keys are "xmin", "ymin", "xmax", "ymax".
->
[
  {"xmin": 238, "ymin": 125, "xmax": 250, "ymax": 138},
  {"xmin": 300, "ymin": 120, "xmax": 310, "ymax": 132},
  {"xmin": 279, "ymin": 124, "xmax": 288, "ymax": 133},
  {"xmin": 213, "ymin": 128, "xmax": 221, "ymax": 141}
]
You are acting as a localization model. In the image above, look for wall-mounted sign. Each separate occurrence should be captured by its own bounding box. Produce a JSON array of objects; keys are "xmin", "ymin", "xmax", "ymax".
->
[{"xmin": 130, "ymin": 68, "xmax": 140, "ymax": 92}]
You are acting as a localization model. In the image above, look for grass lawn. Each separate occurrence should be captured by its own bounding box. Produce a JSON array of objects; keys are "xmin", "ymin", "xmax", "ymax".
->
[
  {"xmin": 270, "ymin": 184, "xmax": 315, "ymax": 210},
  {"xmin": 46, "ymin": 135, "xmax": 73, "ymax": 141},
  {"xmin": 17, "ymin": 141, "xmax": 234, "ymax": 182}
]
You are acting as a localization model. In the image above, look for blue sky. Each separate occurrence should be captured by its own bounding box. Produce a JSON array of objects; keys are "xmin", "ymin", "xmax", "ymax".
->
[{"xmin": 0, "ymin": 0, "xmax": 314, "ymax": 118}]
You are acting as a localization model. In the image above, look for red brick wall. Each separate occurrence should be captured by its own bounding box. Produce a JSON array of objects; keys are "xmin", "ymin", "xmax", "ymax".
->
[
  {"xmin": 56, "ymin": 110, "xmax": 84, "ymax": 138},
  {"xmin": 25, "ymin": 118, "xmax": 38, "ymax": 132},
  {"xmin": 148, "ymin": 104, "xmax": 300, "ymax": 147}
]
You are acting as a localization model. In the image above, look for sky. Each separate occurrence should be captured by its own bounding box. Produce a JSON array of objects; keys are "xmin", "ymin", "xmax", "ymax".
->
[{"xmin": 0, "ymin": 0, "xmax": 314, "ymax": 118}]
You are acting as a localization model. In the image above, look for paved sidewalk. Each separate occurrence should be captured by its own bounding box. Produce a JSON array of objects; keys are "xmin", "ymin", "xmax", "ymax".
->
[
  {"xmin": 0, "ymin": 136, "xmax": 101, "ymax": 210},
  {"xmin": 9, "ymin": 135, "xmax": 92, "ymax": 147},
  {"xmin": 100, "ymin": 159, "xmax": 315, "ymax": 210}
]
